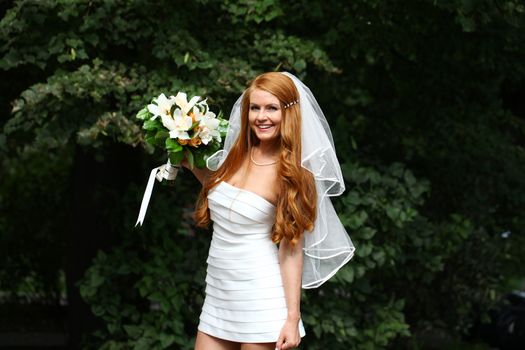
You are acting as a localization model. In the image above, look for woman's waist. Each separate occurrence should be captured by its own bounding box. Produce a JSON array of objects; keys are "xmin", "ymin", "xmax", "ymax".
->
[
  {"xmin": 211, "ymin": 221, "xmax": 273, "ymax": 239},
  {"xmin": 209, "ymin": 234, "xmax": 278, "ymax": 258}
]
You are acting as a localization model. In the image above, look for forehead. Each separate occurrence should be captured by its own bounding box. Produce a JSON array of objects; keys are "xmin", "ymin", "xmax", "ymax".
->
[{"xmin": 249, "ymin": 89, "xmax": 280, "ymax": 105}]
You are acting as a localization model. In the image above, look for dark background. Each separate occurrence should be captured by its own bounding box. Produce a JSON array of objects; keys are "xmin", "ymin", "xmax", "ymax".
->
[{"xmin": 1, "ymin": 1, "xmax": 524, "ymax": 349}]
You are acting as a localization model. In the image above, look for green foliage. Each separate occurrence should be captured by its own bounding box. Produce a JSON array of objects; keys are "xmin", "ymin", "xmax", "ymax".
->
[
  {"xmin": 302, "ymin": 162, "xmax": 426, "ymax": 349},
  {"xmin": 1, "ymin": 0, "xmax": 525, "ymax": 349},
  {"xmin": 77, "ymin": 181, "xmax": 208, "ymax": 350}
]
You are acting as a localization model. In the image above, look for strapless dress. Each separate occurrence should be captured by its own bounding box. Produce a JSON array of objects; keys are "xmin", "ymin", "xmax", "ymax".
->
[{"xmin": 197, "ymin": 181, "xmax": 306, "ymax": 342}]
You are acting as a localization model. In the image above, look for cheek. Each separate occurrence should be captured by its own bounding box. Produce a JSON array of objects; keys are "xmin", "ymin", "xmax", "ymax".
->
[
  {"xmin": 274, "ymin": 111, "xmax": 283, "ymax": 124},
  {"xmin": 274, "ymin": 115, "xmax": 283, "ymax": 129},
  {"xmin": 248, "ymin": 112, "xmax": 257, "ymax": 125}
]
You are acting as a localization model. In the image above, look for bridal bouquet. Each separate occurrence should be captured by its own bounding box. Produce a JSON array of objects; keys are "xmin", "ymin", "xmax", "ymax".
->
[
  {"xmin": 136, "ymin": 92, "xmax": 228, "ymax": 168},
  {"xmin": 135, "ymin": 92, "xmax": 228, "ymax": 226}
]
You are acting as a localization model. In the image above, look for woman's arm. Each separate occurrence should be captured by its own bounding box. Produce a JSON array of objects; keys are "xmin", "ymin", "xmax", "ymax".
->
[
  {"xmin": 276, "ymin": 238, "xmax": 303, "ymax": 350},
  {"xmin": 181, "ymin": 160, "xmax": 211, "ymax": 185}
]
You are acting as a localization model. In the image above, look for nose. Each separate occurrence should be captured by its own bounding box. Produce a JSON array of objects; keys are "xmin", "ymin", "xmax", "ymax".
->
[{"xmin": 256, "ymin": 108, "xmax": 268, "ymax": 120}]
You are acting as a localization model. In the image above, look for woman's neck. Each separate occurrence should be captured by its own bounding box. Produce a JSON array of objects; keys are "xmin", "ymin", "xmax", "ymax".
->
[{"xmin": 255, "ymin": 140, "xmax": 280, "ymax": 157}]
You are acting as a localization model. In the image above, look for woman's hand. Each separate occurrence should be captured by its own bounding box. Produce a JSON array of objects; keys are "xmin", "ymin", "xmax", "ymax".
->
[{"xmin": 275, "ymin": 317, "xmax": 301, "ymax": 350}]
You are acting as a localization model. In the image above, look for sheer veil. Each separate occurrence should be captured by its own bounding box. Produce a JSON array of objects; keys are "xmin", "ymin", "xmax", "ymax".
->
[{"xmin": 207, "ymin": 72, "xmax": 355, "ymax": 288}]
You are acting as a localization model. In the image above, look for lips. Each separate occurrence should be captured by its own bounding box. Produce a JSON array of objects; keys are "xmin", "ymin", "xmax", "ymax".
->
[{"xmin": 256, "ymin": 124, "xmax": 274, "ymax": 131}]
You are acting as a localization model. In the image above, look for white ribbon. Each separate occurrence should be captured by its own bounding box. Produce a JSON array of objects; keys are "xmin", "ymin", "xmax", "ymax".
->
[{"xmin": 135, "ymin": 159, "xmax": 180, "ymax": 227}]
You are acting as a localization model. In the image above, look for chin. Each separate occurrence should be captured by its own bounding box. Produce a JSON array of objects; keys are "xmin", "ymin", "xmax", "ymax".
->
[
  {"xmin": 255, "ymin": 133, "xmax": 279, "ymax": 143},
  {"xmin": 252, "ymin": 127, "xmax": 279, "ymax": 143}
]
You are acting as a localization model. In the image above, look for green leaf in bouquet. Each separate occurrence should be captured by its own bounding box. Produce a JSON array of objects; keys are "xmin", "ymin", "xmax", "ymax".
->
[
  {"xmin": 194, "ymin": 141, "xmax": 220, "ymax": 169},
  {"xmin": 192, "ymin": 146, "xmax": 206, "ymax": 169},
  {"xmin": 194, "ymin": 149, "xmax": 207, "ymax": 169},
  {"xmin": 144, "ymin": 134, "xmax": 156, "ymax": 147},
  {"xmin": 208, "ymin": 141, "xmax": 221, "ymax": 155},
  {"xmin": 165, "ymin": 138, "xmax": 183, "ymax": 152},
  {"xmin": 168, "ymin": 150, "xmax": 184, "ymax": 165},
  {"xmin": 155, "ymin": 130, "xmax": 169, "ymax": 143},
  {"xmin": 136, "ymin": 106, "xmax": 151, "ymax": 121},
  {"xmin": 190, "ymin": 120, "xmax": 200, "ymax": 130},
  {"xmin": 143, "ymin": 119, "xmax": 162, "ymax": 131},
  {"xmin": 145, "ymin": 130, "xmax": 164, "ymax": 148},
  {"xmin": 194, "ymin": 155, "xmax": 206, "ymax": 169},
  {"xmin": 185, "ymin": 149, "xmax": 195, "ymax": 169},
  {"xmin": 218, "ymin": 119, "xmax": 229, "ymax": 137}
]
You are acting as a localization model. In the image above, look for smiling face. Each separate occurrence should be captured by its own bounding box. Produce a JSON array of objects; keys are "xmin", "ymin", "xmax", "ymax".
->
[{"xmin": 248, "ymin": 89, "xmax": 283, "ymax": 145}]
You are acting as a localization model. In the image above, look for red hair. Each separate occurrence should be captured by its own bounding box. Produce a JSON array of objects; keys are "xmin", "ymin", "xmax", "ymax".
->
[{"xmin": 194, "ymin": 72, "xmax": 316, "ymax": 247}]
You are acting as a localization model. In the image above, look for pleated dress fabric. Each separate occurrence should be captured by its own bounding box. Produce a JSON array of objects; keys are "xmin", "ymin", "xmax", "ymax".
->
[{"xmin": 198, "ymin": 181, "xmax": 306, "ymax": 343}]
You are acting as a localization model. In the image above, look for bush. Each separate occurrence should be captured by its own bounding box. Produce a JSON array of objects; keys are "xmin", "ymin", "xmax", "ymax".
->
[{"xmin": 1, "ymin": 0, "xmax": 524, "ymax": 348}]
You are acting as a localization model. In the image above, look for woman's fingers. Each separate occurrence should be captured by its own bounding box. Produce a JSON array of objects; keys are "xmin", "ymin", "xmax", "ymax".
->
[
  {"xmin": 281, "ymin": 339, "xmax": 300, "ymax": 350},
  {"xmin": 275, "ymin": 333, "xmax": 285, "ymax": 350}
]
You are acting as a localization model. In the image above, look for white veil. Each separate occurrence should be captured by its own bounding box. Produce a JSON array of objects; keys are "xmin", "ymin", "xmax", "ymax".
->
[{"xmin": 206, "ymin": 72, "xmax": 355, "ymax": 289}]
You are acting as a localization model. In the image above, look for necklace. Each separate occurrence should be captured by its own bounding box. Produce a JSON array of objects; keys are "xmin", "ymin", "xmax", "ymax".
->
[{"xmin": 250, "ymin": 149, "xmax": 277, "ymax": 166}]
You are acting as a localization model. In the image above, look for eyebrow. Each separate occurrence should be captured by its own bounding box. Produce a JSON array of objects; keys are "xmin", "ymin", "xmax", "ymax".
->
[{"xmin": 249, "ymin": 103, "xmax": 280, "ymax": 107}]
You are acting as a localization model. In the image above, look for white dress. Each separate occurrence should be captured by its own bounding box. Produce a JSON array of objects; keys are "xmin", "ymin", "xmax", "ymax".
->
[{"xmin": 197, "ymin": 181, "xmax": 306, "ymax": 342}]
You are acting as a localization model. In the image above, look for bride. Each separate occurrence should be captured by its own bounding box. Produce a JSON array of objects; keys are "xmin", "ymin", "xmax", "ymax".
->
[{"xmin": 183, "ymin": 72, "xmax": 355, "ymax": 350}]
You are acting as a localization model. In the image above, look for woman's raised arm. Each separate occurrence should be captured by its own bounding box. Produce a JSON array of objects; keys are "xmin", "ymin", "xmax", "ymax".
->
[{"xmin": 181, "ymin": 159, "xmax": 211, "ymax": 185}]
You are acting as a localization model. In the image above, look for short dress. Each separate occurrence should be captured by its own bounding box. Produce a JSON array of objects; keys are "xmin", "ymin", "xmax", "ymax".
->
[{"xmin": 197, "ymin": 181, "xmax": 306, "ymax": 342}]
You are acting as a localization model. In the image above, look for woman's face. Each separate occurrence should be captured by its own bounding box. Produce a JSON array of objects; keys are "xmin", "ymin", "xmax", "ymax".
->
[{"xmin": 248, "ymin": 89, "xmax": 282, "ymax": 144}]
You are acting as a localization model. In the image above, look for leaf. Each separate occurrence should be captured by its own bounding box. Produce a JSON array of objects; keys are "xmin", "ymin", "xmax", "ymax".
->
[
  {"xmin": 92, "ymin": 305, "xmax": 105, "ymax": 317},
  {"xmin": 144, "ymin": 134, "xmax": 156, "ymax": 147},
  {"xmin": 123, "ymin": 325, "xmax": 142, "ymax": 338},
  {"xmin": 155, "ymin": 130, "xmax": 169, "ymax": 142},
  {"xmin": 385, "ymin": 205, "xmax": 401, "ymax": 222},
  {"xmin": 360, "ymin": 227, "xmax": 377, "ymax": 240},
  {"xmin": 90, "ymin": 272, "xmax": 104, "ymax": 288},
  {"xmin": 136, "ymin": 107, "xmax": 151, "ymax": 120},
  {"xmin": 143, "ymin": 119, "xmax": 162, "ymax": 131},
  {"xmin": 292, "ymin": 58, "xmax": 307, "ymax": 71},
  {"xmin": 165, "ymin": 138, "xmax": 182, "ymax": 152},
  {"xmin": 190, "ymin": 120, "xmax": 200, "ymax": 130},
  {"xmin": 159, "ymin": 333, "xmax": 176, "ymax": 348},
  {"xmin": 169, "ymin": 151, "xmax": 184, "ymax": 165},
  {"xmin": 194, "ymin": 152, "xmax": 206, "ymax": 169},
  {"xmin": 372, "ymin": 250, "xmax": 386, "ymax": 265}
]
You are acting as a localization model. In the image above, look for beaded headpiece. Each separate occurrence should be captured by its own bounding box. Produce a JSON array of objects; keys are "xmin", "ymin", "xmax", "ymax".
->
[{"xmin": 284, "ymin": 100, "xmax": 299, "ymax": 109}]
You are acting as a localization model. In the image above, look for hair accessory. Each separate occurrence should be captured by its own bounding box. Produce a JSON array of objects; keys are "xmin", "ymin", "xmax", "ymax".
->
[
  {"xmin": 284, "ymin": 100, "xmax": 299, "ymax": 109},
  {"xmin": 206, "ymin": 72, "xmax": 355, "ymax": 289}
]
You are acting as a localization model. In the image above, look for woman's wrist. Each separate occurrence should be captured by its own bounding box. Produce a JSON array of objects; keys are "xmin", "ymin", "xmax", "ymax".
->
[{"xmin": 287, "ymin": 311, "xmax": 301, "ymax": 322}]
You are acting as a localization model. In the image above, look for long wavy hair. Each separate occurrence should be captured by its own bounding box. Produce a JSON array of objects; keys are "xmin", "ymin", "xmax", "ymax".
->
[{"xmin": 194, "ymin": 72, "xmax": 316, "ymax": 247}]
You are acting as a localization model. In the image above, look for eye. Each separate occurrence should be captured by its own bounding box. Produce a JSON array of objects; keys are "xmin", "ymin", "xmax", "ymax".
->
[
  {"xmin": 269, "ymin": 106, "xmax": 278, "ymax": 111},
  {"xmin": 250, "ymin": 105, "xmax": 260, "ymax": 111}
]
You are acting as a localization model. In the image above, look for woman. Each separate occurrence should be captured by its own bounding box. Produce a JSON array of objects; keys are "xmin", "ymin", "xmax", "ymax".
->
[{"xmin": 184, "ymin": 72, "xmax": 355, "ymax": 350}]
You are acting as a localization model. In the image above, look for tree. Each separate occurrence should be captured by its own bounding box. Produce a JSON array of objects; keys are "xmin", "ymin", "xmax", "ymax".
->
[{"xmin": 1, "ymin": 1, "xmax": 524, "ymax": 349}]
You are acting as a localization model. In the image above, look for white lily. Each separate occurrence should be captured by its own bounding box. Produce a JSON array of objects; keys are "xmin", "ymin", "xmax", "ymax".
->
[
  {"xmin": 147, "ymin": 93, "xmax": 174, "ymax": 120},
  {"xmin": 198, "ymin": 116, "xmax": 221, "ymax": 144},
  {"xmin": 158, "ymin": 108, "xmax": 193, "ymax": 140},
  {"xmin": 202, "ymin": 109, "xmax": 216, "ymax": 121},
  {"xmin": 173, "ymin": 92, "xmax": 201, "ymax": 115}
]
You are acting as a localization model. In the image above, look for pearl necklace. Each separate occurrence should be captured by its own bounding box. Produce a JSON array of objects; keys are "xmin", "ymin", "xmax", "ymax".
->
[{"xmin": 250, "ymin": 149, "xmax": 277, "ymax": 166}]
